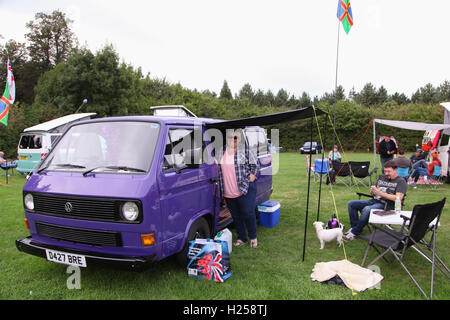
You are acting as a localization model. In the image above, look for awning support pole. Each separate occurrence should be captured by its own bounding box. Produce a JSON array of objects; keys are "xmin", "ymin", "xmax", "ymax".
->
[{"xmin": 303, "ymin": 116, "xmax": 313, "ymax": 262}]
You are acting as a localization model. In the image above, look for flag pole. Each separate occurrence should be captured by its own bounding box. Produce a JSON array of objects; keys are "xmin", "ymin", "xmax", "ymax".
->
[{"xmin": 332, "ymin": 18, "xmax": 341, "ymax": 159}]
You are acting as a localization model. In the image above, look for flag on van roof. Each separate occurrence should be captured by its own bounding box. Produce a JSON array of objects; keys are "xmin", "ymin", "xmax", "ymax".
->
[
  {"xmin": 0, "ymin": 59, "xmax": 15, "ymax": 126},
  {"xmin": 337, "ymin": 0, "xmax": 354, "ymax": 34}
]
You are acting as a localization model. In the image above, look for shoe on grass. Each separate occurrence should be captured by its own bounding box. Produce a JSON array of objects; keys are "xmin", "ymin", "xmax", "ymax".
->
[{"xmin": 344, "ymin": 231, "xmax": 356, "ymax": 241}]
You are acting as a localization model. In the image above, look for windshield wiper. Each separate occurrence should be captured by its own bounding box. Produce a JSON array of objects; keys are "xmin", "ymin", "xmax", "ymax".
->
[
  {"xmin": 53, "ymin": 163, "xmax": 87, "ymax": 168},
  {"xmin": 37, "ymin": 161, "xmax": 84, "ymax": 174},
  {"xmin": 82, "ymin": 166, "xmax": 146, "ymax": 176}
]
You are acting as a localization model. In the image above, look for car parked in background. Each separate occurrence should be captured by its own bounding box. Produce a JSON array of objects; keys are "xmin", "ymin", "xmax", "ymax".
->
[{"xmin": 299, "ymin": 141, "xmax": 322, "ymax": 154}]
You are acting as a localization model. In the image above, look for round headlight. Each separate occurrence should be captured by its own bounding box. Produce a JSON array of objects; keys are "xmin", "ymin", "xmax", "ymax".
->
[
  {"xmin": 24, "ymin": 193, "xmax": 34, "ymax": 210},
  {"xmin": 122, "ymin": 202, "xmax": 139, "ymax": 221}
]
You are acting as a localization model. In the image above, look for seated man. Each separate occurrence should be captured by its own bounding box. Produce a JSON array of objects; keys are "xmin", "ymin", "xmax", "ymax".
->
[
  {"xmin": 344, "ymin": 160, "xmax": 407, "ymax": 241},
  {"xmin": 410, "ymin": 149, "xmax": 426, "ymax": 170},
  {"xmin": 410, "ymin": 151, "xmax": 441, "ymax": 185},
  {"xmin": 394, "ymin": 147, "xmax": 411, "ymax": 169},
  {"xmin": 0, "ymin": 151, "xmax": 18, "ymax": 169}
]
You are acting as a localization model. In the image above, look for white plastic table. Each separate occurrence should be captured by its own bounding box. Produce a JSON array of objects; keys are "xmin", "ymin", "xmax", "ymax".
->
[{"xmin": 369, "ymin": 209, "xmax": 440, "ymax": 228}]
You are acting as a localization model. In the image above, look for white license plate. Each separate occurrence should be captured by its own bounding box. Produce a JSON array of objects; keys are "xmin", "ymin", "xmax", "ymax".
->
[{"xmin": 45, "ymin": 249, "xmax": 87, "ymax": 268}]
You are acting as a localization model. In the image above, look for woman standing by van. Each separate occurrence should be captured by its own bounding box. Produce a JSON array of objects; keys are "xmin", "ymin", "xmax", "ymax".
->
[{"xmin": 218, "ymin": 130, "xmax": 260, "ymax": 248}]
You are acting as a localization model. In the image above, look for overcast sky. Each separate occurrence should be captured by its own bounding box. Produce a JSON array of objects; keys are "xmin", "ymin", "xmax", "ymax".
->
[{"xmin": 1, "ymin": 0, "xmax": 449, "ymax": 99}]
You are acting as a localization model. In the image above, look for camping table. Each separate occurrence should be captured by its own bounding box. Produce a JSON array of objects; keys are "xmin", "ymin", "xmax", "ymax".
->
[{"xmin": 369, "ymin": 209, "xmax": 440, "ymax": 228}]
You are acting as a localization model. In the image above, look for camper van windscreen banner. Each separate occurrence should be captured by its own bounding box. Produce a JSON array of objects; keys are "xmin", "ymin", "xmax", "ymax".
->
[{"xmin": 0, "ymin": 59, "xmax": 15, "ymax": 126}]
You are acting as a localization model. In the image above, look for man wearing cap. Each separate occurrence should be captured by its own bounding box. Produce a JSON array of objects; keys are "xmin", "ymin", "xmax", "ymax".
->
[
  {"xmin": 410, "ymin": 149, "xmax": 427, "ymax": 173},
  {"xmin": 410, "ymin": 149, "xmax": 425, "ymax": 165}
]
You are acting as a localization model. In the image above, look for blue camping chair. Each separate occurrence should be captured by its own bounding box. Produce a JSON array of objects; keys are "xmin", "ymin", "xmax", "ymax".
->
[
  {"xmin": 397, "ymin": 167, "xmax": 411, "ymax": 182},
  {"xmin": 313, "ymin": 158, "xmax": 330, "ymax": 183},
  {"xmin": 426, "ymin": 166, "xmax": 442, "ymax": 189},
  {"xmin": 1, "ymin": 159, "xmax": 18, "ymax": 184}
]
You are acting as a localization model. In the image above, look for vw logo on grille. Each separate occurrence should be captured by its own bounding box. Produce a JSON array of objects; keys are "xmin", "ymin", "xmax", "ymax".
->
[{"xmin": 64, "ymin": 202, "xmax": 73, "ymax": 213}]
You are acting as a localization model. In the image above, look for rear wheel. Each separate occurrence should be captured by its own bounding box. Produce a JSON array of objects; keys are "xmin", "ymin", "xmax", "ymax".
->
[{"xmin": 176, "ymin": 217, "xmax": 210, "ymax": 267}]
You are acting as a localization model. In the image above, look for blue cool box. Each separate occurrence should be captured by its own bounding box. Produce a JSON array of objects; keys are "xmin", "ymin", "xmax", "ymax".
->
[{"xmin": 258, "ymin": 201, "xmax": 281, "ymax": 228}]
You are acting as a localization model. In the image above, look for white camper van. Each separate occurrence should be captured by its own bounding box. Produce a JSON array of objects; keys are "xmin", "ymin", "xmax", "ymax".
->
[
  {"xmin": 17, "ymin": 113, "xmax": 96, "ymax": 174},
  {"xmin": 422, "ymin": 102, "xmax": 450, "ymax": 182}
]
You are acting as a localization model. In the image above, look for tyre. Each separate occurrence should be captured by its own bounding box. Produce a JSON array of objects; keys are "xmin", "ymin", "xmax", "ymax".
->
[{"xmin": 176, "ymin": 217, "xmax": 210, "ymax": 267}]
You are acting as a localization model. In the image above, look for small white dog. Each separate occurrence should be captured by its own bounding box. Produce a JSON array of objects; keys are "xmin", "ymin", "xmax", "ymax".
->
[{"xmin": 313, "ymin": 221, "xmax": 344, "ymax": 249}]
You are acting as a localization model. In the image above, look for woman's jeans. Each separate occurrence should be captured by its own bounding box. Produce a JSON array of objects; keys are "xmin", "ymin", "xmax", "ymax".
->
[
  {"xmin": 225, "ymin": 181, "xmax": 257, "ymax": 242},
  {"xmin": 347, "ymin": 199, "xmax": 385, "ymax": 236}
]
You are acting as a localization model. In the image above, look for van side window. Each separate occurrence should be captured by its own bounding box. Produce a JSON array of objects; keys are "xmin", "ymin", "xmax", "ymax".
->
[
  {"xmin": 257, "ymin": 130, "xmax": 268, "ymax": 155},
  {"xmin": 440, "ymin": 134, "xmax": 450, "ymax": 147},
  {"xmin": 163, "ymin": 128, "xmax": 204, "ymax": 171},
  {"xmin": 19, "ymin": 136, "xmax": 30, "ymax": 149},
  {"xmin": 244, "ymin": 129, "xmax": 268, "ymax": 156},
  {"xmin": 34, "ymin": 136, "xmax": 42, "ymax": 149}
]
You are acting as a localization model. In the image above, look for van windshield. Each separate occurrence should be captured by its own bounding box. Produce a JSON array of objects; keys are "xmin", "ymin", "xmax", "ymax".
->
[{"xmin": 39, "ymin": 121, "xmax": 160, "ymax": 174}]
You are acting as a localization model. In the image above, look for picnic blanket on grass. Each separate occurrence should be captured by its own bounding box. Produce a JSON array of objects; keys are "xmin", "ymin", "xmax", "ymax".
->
[{"xmin": 311, "ymin": 259, "xmax": 383, "ymax": 292}]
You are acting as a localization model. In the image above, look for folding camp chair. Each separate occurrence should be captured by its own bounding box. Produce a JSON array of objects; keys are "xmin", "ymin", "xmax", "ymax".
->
[
  {"xmin": 425, "ymin": 166, "xmax": 443, "ymax": 189},
  {"xmin": 313, "ymin": 157, "xmax": 330, "ymax": 183},
  {"xmin": 361, "ymin": 198, "xmax": 448, "ymax": 299},
  {"xmin": 349, "ymin": 161, "xmax": 376, "ymax": 187},
  {"xmin": 1, "ymin": 160, "xmax": 17, "ymax": 184},
  {"xmin": 397, "ymin": 166, "xmax": 411, "ymax": 183},
  {"xmin": 328, "ymin": 160, "xmax": 352, "ymax": 186}
]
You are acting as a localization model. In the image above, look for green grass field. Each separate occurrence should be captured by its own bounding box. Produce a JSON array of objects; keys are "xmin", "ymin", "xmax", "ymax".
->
[{"xmin": 0, "ymin": 153, "xmax": 449, "ymax": 300}]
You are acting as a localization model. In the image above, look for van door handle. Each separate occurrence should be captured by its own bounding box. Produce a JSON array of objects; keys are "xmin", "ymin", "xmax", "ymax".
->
[{"xmin": 209, "ymin": 178, "xmax": 218, "ymax": 183}]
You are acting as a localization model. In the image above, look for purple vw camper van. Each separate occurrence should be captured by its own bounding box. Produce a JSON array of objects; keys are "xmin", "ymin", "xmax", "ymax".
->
[{"xmin": 16, "ymin": 107, "xmax": 273, "ymax": 270}]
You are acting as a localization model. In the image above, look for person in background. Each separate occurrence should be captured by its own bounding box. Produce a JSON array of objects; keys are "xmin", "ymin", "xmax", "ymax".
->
[
  {"xmin": 410, "ymin": 151, "xmax": 441, "ymax": 186},
  {"xmin": 378, "ymin": 136, "xmax": 397, "ymax": 172},
  {"xmin": 0, "ymin": 151, "xmax": 18, "ymax": 170},
  {"xmin": 410, "ymin": 148, "xmax": 429, "ymax": 173},
  {"xmin": 0, "ymin": 151, "xmax": 5, "ymax": 165},
  {"xmin": 410, "ymin": 149, "xmax": 426, "ymax": 167},
  {"xmin": 394, "ymin": 147, "xmax": 411, "ymax": 169},
  {"xmin": 328, "ymin": 145, "xmax": 342, "ymax": 162}
]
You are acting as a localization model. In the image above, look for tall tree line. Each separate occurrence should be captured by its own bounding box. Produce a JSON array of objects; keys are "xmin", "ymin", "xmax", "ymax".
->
[{"xmin": 0, "ymin": 10, "xmax": 447, "ymax": 157}]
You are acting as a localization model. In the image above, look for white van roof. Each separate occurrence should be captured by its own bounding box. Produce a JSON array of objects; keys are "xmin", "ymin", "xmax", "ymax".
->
[{"xmin": 24, "ymin": 113, "xmax": 96, "ymax": 133}]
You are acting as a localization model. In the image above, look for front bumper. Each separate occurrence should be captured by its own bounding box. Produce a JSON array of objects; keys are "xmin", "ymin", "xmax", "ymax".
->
[{"xmin": 16, "ymin": 236, "xmax": 157, "ymax": 271}]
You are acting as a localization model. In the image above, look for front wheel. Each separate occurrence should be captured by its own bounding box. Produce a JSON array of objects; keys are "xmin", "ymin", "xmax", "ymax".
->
[{"xmin": 176, "ymin": 217, "xmax": 210, "ymax": 267}]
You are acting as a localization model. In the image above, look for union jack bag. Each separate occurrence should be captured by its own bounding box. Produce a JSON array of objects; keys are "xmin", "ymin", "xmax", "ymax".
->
[{"xmin": 187, "ymin": 238, "xmax": 231, "ymax": 282}]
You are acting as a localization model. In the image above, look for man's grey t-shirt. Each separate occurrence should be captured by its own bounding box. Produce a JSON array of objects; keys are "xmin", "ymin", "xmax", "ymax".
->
[{"xmin": 374, "ymin": 175, "xmax": 407, "ymax": 210}]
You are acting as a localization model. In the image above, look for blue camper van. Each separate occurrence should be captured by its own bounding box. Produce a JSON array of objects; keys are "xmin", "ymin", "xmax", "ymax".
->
[{"xmin": 17, "ymin": 113, "xmax": 96, "ymax": 174}]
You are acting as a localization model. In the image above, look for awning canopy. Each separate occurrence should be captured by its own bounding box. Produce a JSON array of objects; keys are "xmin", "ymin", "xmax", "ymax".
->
[
  {"xmin": 374, "ymin": 119, "xmax": 450, "ymax": 132},
  {"xmin": 205, "ymin": 106, "xmax": 327, "ymax": 129}
]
